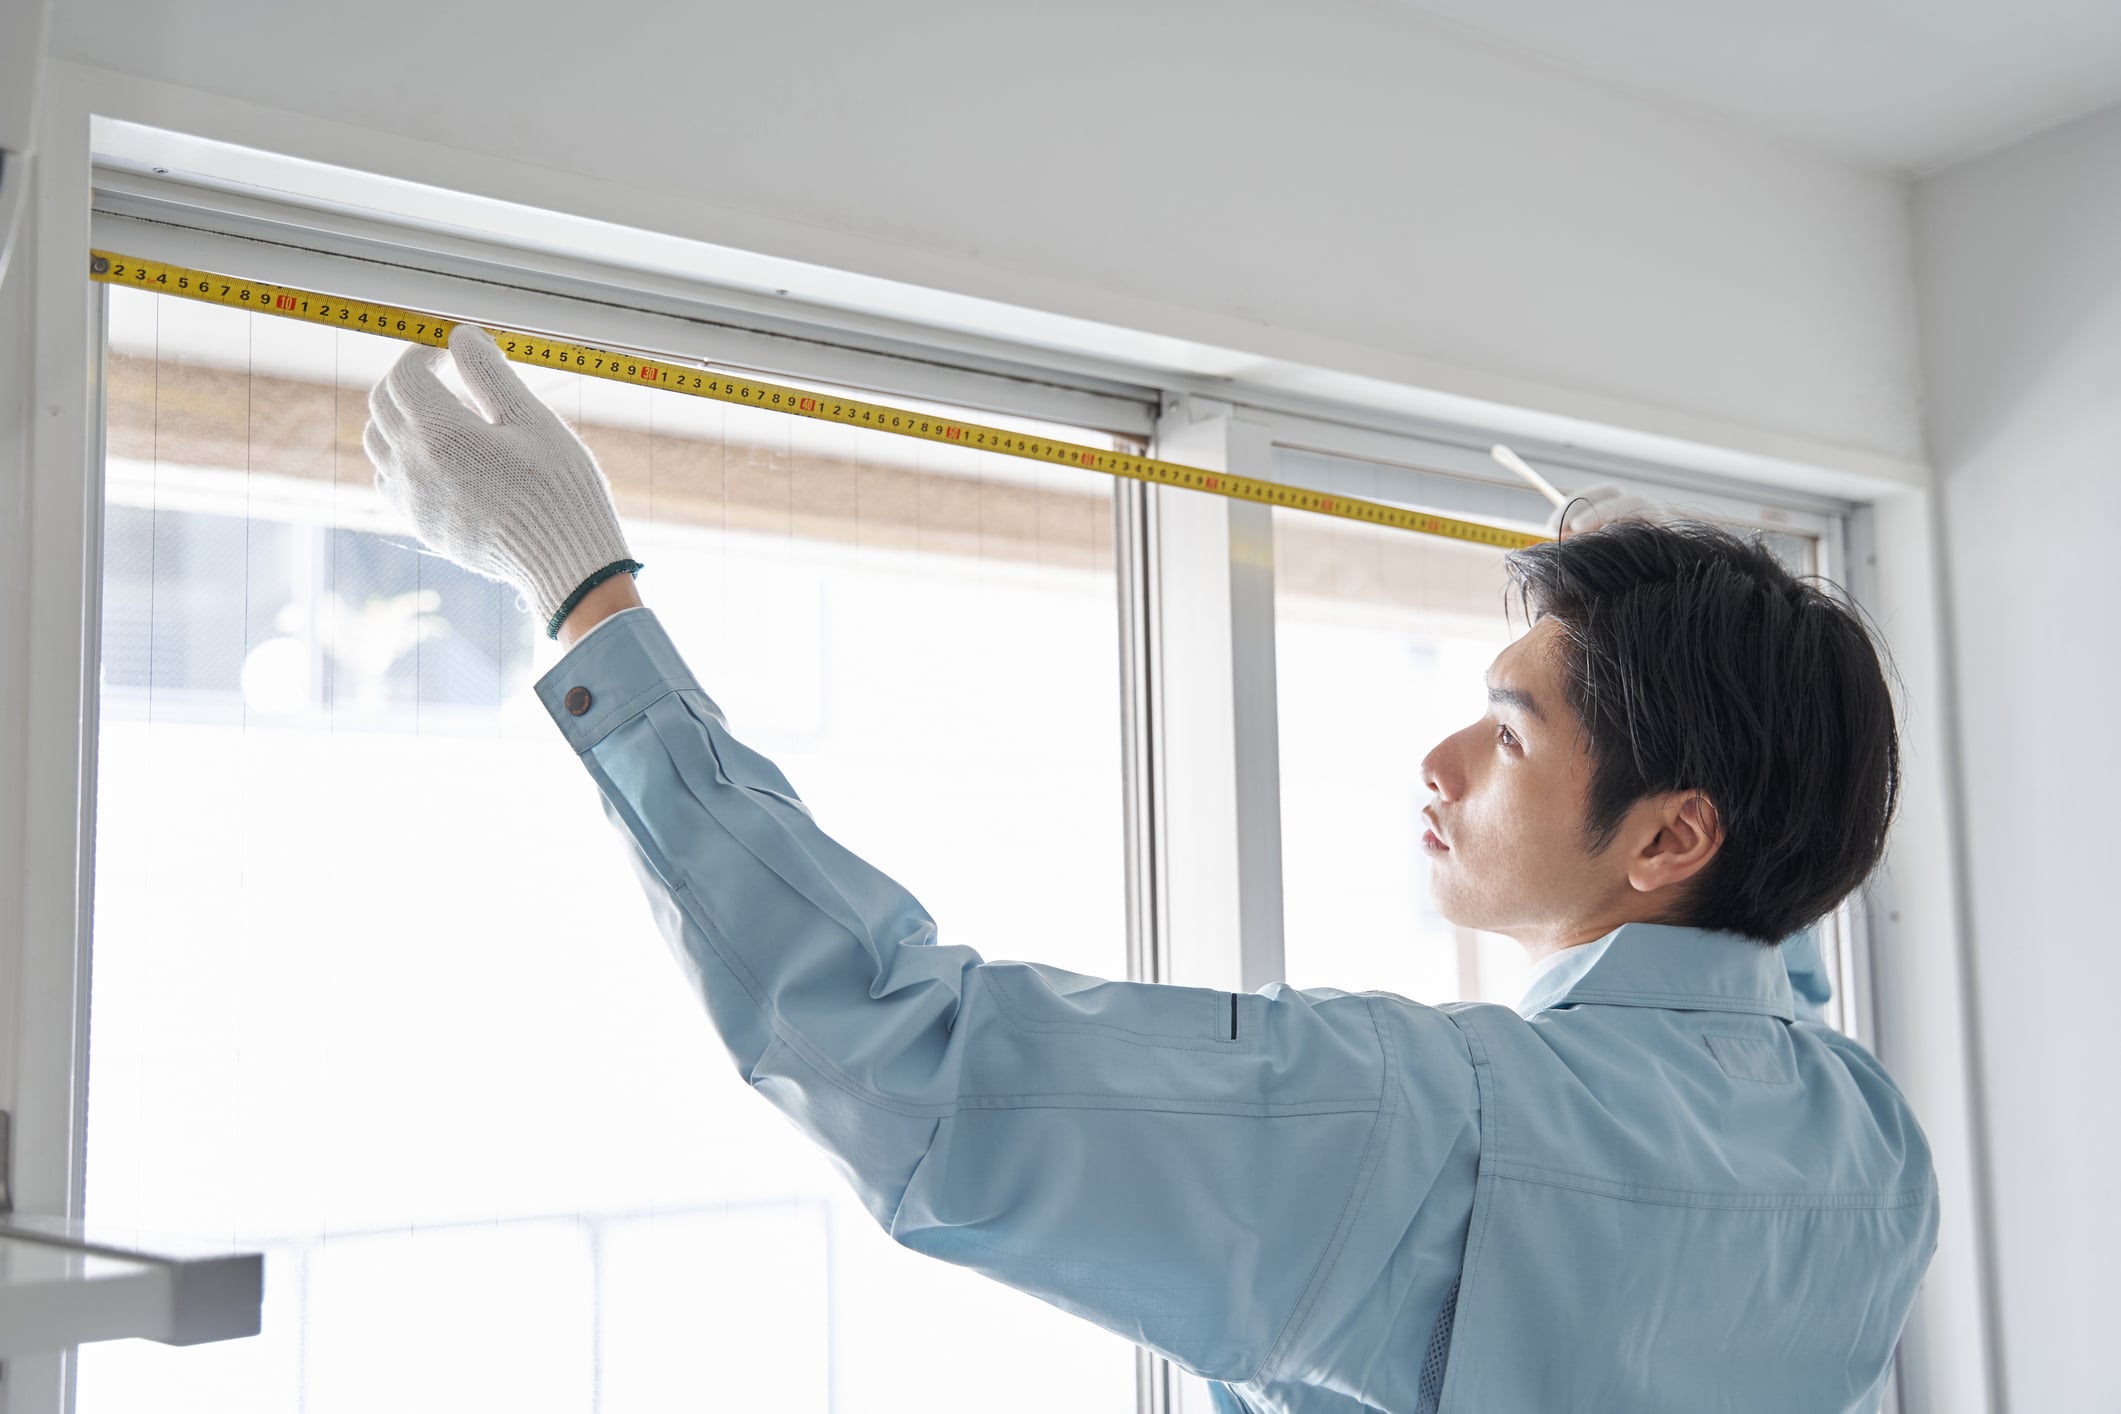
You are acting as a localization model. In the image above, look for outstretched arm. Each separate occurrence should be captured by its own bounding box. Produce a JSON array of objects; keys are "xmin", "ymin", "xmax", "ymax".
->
[
  {"xmin": 365, "ymin": 325, "xmax": 1481, "ymax": 1386},
  {"xmin": 534, "ymin": 601, "xmax": 1459, "ymax": 1384}
]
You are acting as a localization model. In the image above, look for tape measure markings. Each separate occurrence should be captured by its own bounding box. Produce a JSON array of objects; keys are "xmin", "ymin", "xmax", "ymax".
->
[{"xmin": 89, "ymin": 250, "xmax": 1549, "ymax": 552}]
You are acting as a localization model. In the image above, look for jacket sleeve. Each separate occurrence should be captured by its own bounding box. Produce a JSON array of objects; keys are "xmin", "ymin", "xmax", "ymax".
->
[{"xmin": 534, "ymin": 608, "xmax": 1468, "ymax": 1385}]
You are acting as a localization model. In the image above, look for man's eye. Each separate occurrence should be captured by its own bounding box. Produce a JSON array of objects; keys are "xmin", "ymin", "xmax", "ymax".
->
[{"xmin": 1497, "ymin": 724, "xmax": 1520, "ymax": 751}]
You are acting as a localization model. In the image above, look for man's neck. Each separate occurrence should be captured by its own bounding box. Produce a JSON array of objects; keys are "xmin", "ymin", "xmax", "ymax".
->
[
  {"xmin": 1513, "ymin": 898, "xmax": 1684, "ymax": 965},
  {"xmin": 1516, "ymin": 927, "xmax": 1609, "ymax": 966},
  {"xmin": 1522, "ymin": 940, "xmax": 1588, "ymax": 984}
]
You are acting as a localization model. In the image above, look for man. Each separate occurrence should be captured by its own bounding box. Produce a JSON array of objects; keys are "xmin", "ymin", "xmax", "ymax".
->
[{"xmin": 365, "ymin": 324, "xmax": 1937, "ymax": 1414}]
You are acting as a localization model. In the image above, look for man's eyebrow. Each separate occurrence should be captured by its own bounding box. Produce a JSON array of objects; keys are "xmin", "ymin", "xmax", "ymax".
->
[{"xmin": 1485, "ymin": 678, "xmax": 1546, "ymax": 722}]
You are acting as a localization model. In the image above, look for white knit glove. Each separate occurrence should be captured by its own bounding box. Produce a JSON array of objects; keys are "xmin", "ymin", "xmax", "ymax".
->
[
  {"xmin": 1547, "ymin": 483, "xmax": 1661, "ymax": 538},
  {"xmin": 363, "ymin": 322, "xmax": 640, "ymax": 638}
]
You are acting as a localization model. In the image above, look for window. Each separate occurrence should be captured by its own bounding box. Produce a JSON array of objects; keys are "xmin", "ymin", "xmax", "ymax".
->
[{"xmin": 81, "ymin": 275, "xmax": 1136, "ymax": 1412}]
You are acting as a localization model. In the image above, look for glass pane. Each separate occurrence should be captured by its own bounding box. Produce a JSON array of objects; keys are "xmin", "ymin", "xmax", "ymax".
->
[
  {"xmin": 1271, "ymin": 454, "xmax": 1527, "ymax": 1007},
  {"xmin": 82, "ymin": 283, "xmax": 1134, "ymax": 1413}
]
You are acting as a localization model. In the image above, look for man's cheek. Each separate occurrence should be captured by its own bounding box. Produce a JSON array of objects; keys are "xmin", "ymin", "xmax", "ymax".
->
[
  {"xmin": 1437, "ymin": 833, "xmax": 1480, "ymax": 896},
  {"xmin": 1427, "ymin": 860, "xmax": 1469, "ymax": 919}
]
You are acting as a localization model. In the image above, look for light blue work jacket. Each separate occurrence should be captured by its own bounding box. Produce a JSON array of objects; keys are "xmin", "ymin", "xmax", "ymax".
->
[{"xmin": 538, "ymin": 609, "xmax": 1939, "ymax": 1414}]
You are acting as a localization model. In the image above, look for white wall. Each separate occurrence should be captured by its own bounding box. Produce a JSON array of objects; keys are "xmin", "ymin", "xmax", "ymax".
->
[
  {"xmin": 1915, "ymin": 99, "xmax": 2121, "ymax": 1413},
  {"xmin": 42, "ymin": 0, "xmax": 1927, "ymax": 486}
]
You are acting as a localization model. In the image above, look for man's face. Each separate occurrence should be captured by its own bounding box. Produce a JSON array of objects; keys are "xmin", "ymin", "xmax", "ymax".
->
[{"xmin": 1418, "ymin": 617, "xmax": 1635, "ymax": 942}]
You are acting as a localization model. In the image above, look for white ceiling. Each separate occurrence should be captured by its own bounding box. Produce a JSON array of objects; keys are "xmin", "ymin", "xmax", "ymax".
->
[{"xmin": 1387, "ymin": 0, "xmax": 2121, "ymax": 172}]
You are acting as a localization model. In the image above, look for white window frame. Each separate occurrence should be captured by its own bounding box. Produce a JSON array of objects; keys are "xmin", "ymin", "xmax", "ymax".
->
[
  {"xmin": 1, "ymin": 94, "xmax": 1989, "ymax": 1414},
  {"xmin": 41, "ymin": 205, "xmax": 1168, "ymax": 1414}
]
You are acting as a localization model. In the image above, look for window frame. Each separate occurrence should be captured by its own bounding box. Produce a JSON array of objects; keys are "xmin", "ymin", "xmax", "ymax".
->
[
  {"xmin": 12, "ymin": 159, "xmax": 1927, "ymax": 1414},
  {"xmin": 44, "ymin": 197, "xmax": 1166, "ymax": 1414}
]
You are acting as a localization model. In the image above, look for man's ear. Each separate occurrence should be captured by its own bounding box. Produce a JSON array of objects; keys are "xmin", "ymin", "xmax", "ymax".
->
[{"xmin": 1626, "ymin": 791, "xmax": 1724, "ymax": 896}]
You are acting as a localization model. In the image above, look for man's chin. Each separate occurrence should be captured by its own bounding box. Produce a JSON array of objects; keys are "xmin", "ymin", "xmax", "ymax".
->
[{"xmin": 1427, "ymin": 876, "xmax": 1479, "ymax": 932}]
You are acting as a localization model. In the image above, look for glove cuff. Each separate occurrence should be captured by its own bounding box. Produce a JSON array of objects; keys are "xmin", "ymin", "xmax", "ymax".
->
[
  {"xmin": 544, "ymin": 558, "xmax": 644, "ymax": 640},
  {"xmin": 490, "ymin": 475, "xmax": 634, "ymax": 632}
]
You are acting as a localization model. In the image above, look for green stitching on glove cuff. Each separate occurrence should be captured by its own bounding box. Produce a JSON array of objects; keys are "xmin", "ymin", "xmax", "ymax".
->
[{"xmin": 546, "ymin": 558, "xmax": 644, "ymax": 640}]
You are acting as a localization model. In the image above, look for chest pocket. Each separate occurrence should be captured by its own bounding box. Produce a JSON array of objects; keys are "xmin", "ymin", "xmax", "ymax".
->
[{"xmin": 1703, "ymin": 1030, "xmax": 1797, "ymax": 1084}]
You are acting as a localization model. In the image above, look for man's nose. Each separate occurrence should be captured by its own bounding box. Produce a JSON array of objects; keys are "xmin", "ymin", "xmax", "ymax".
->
[{"xmin": 1421, "ymin": 736, "xmax": 1458, "ymax": 802}]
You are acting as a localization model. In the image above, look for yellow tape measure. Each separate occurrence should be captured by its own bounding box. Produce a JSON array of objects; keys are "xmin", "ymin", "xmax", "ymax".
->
[{"xmin": 89, "ymin": 249, "xmax": 1548, "ymax": 552}]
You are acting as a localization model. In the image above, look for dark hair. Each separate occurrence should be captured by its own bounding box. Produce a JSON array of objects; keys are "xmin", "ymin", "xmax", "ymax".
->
[{"xmin": 1502, "ymin": 518, "xmax": 1900, "ymax": 943}]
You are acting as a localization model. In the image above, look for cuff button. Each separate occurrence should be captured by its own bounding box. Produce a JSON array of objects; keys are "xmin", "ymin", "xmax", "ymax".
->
[{"xmin": 564, "ymin": 686, "xmax": 593, "ymax": 716}]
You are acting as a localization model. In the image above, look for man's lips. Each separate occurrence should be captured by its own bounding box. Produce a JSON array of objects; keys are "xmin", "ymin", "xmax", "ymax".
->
[{"xmin": 1422, "ymin": 809, "xmax": 1449, "ymax": 854}]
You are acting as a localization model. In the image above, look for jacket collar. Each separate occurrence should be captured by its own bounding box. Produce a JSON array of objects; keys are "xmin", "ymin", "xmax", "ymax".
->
[{"xmin": 1514, "ymin": 921, "xmax": 1794, "ymax": 1021}]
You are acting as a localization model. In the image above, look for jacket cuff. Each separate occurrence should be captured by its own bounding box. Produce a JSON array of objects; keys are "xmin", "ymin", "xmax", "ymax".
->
[{"xmin": 534, "ymin": 607, "xmax": 699, "ymax": 754}]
